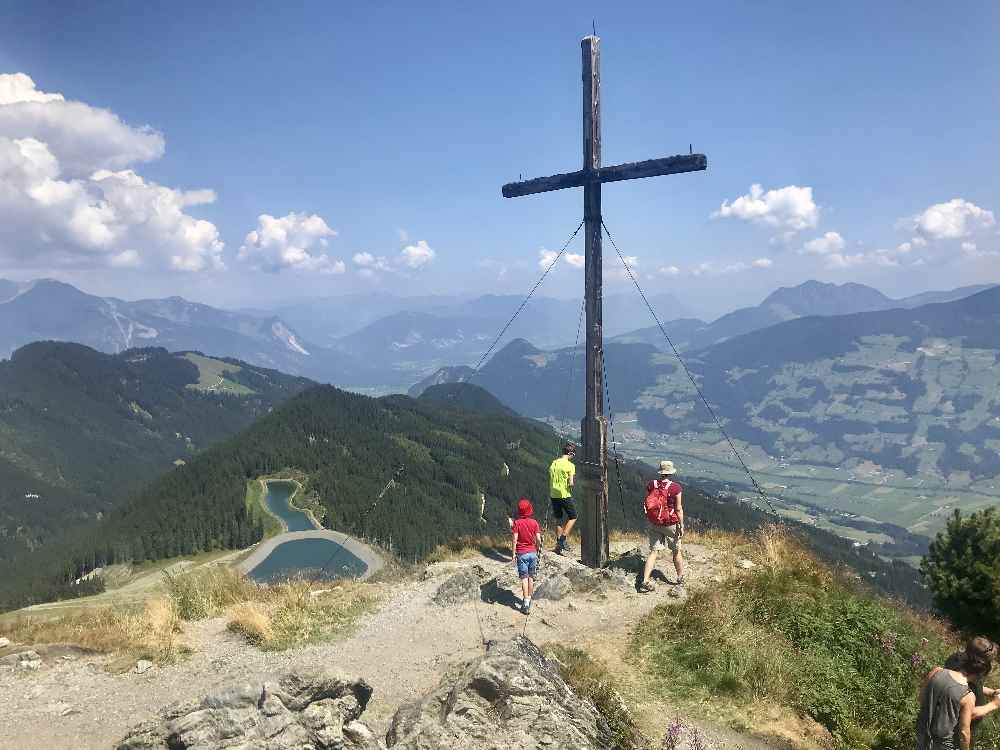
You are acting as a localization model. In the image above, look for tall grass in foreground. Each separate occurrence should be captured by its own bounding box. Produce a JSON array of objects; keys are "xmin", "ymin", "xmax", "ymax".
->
[
  {"xmin": 166, "ymin": 566, "xmax": 378, "ymax": 650},
  {"xmin": 631, "ymin": 527, "xmax": 999, "ymax": 750},
  {"xmin": 546, "ymin": 644, "xmax": 649, "ymax": 750},
  {"xmin": 1, "ymin": 567, "xmax": 378, "ymax": 663},
  {"xmin": 0, "ymin": 596, "xmax": 183, "ymax": 665}
]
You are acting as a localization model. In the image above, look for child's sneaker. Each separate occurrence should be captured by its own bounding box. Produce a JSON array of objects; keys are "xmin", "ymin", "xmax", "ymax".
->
[
  {"xmin": 522, "ymin": 599, "xmax": 532, "ymax": 614},
  {"xmin": 637, "ymin": 581, "xmax": 656, "ymax": 593}
]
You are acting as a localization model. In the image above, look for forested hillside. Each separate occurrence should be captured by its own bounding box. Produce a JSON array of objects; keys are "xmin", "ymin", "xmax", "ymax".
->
[
  {"xmin": 0, "ymin": 342, "xmax": 311, "ymax": 557},
  {"xmin": 0, "ymin": 380, "xmax": 927, "ymax": 611}
]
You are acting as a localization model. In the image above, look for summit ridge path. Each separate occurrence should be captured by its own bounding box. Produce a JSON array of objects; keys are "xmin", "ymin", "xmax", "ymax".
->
[{"xmin": 0, "ymin": 540, "xmax": 775, "ymax": 749}]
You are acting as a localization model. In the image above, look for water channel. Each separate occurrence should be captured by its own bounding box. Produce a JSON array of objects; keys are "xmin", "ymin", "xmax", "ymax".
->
[{"xmin": 247, "ymin": 480, "xmax": 369, "ymax": 583}]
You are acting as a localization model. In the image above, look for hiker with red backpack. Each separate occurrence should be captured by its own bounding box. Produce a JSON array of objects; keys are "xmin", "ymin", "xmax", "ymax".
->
[{"xmin": 638, "ymin": 460, "xmax": 685, "ymax": 594}]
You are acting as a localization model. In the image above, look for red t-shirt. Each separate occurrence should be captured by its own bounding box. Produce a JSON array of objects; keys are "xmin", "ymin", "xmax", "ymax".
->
[{"xmin": 512, "ymin": 517, "xmax": 540, "ymax": 554}]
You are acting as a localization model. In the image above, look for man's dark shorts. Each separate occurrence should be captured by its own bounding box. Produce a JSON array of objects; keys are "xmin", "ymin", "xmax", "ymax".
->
[{"xmin": 551, "ymin": 497, "xmax": 578, "ymax": 521}]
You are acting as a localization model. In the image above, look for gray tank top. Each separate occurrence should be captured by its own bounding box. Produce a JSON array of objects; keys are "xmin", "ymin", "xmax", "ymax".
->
[{"xmin": 916, "ymin": 670, "xmax": 971, "ymax": 750}]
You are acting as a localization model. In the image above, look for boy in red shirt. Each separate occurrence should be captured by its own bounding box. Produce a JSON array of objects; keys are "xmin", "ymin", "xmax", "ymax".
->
[{"xmin": 510, "ymin": 498, "xmax": 542, "ymax": 614}]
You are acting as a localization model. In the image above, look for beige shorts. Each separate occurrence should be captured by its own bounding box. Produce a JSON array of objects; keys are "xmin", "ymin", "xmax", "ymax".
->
[{"xmin": 648, "ymin": 523, "xmax": 681, "ymax": 553}]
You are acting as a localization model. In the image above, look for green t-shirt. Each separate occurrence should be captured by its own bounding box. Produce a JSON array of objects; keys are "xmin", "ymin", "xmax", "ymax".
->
[{"xmin": 549, "ymin": 456, "xmax": 575, "ymax": 499}]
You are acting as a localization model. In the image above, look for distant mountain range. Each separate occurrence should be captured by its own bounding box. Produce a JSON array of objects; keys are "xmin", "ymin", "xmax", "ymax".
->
[
  {"xmin": 4, "ymin": 278, "xmax": 994, "ymax": 391},
  {"xmin": 0, "ymin": 279, "xmax": 377, "ymax": 384},
  {"xmin": 0, "ymin": 342, "xmax": 310, "ymax": 562},
  {"xmin": 410, "ymin": 286, "xmax": 1000, "ymax": 537},
  {"xmin": 611, "ymin": 280, "xmax": 996, "ymax": 352}
]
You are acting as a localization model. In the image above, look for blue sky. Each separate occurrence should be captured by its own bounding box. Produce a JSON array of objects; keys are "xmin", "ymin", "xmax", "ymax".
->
[{"xmin": 0, "ymin": 1, "xmax": 997, "ymax": 318}]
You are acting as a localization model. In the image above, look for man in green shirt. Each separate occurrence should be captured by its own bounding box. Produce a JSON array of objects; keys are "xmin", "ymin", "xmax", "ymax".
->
[{"xmin": 549, "ymin": 442, "xmax": 577, "ymax": 555}]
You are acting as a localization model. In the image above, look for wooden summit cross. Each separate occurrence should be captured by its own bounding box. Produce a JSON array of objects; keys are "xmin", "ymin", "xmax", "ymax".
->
[{"xmin": 501, "ymin": 35, "xmax": 707, "ymax": 568}]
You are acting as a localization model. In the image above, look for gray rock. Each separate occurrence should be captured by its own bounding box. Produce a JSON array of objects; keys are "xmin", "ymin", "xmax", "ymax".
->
[
  {"xmin": 433, "ymin": 565, "xmax": 491, "ymax": 606},
  {"xmin": 533, "ymin": 574, "xmax": 572, "ymax": 601},
  {"xmin": 116, "ymin": 670, "xmax": 383, "ymax": 749},
  {"xmin": 0, "ymin": 636, "xmax": 10, "ymax": 649},
  {"xmin": 386, "ymin": 636, "xmax": 614, "ymax": 749},
  {"xmin": 2, "ymin": 648, "xmax": 43, "ymax": 671},
  {"xmin": 736, "ymin": 559, "xmax": 756, "ymax": 570},
  {"xmin": 135, "ymin": 659, "xmax": 154, "ymax": 675}
]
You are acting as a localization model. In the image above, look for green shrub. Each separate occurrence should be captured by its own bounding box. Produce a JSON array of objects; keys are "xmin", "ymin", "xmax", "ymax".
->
[
  {"xmin": 632, "ymin": 529, "xmax": 1000, "ymax": 750},
  {"xmin": 922, "ymin": 507, "xmax": 1000, "ymax": 640},
  {"xmin": 546, "ymin": 644, "xmax": 648, "ymax": 750}
]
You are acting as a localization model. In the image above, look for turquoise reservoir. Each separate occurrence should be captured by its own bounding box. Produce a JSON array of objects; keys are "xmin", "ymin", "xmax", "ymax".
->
[
  {"xmin": 262, "ymin": 480, "xmax": 315, "ymax": 532},
  {"xmin": 248, "ymin": 537, "xmax": 368, "ymax": 583},
  {"xmin": 248, "ymin": 480, "xmax": 368, "ymax": 582}
]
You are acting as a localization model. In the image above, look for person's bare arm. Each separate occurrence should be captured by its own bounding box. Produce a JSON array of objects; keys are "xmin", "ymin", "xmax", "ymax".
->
[
  {"xmin": 511, "ymin": 531, "xmax": 518, "ymax": 562},
  {"xmin": 972, "ymin": 690, "xmax": 1000, "ymax": 720},
  {"xmin": 676, "ymin": 492, "xmax": 684, "ymax": 536},
  {"xmin": 569, "ymin": 467, "xmax": 575, "ymax": 489},
  {"xmin": 959, "ymin": 693, "xmax": 974, "ymax": 750}
]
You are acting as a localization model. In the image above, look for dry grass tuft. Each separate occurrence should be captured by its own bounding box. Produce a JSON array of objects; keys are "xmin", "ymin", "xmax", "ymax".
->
[
  {"xmin": 1, "ymin": 566, "xmax": 379, "ymax": 661},
  {"xmin": 425, "ymin": 534, "xmax": 509, "ymax": 564},
  {"xmin": 223, "ymin": 579, "xmax": 377, "ymax": 650},
  {"xmin": 227, "ymin": 602, "xmax": 273, "ymax": 646},
  {"xmin": 163, "ymin": 566, "xmax": 260, "ymax": 620},
  {"xmin": 545, "ymin": 644, "xmax": 648, "ymax": 750},
  {"xmin": 0, "ymin": 595, "xmax": 184, "ymax": 664}
]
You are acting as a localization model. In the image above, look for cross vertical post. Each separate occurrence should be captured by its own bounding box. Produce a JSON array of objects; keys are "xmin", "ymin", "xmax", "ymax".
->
[
  {"xmin": 579, "ymin": 35, "xmax": 609, "ymax": 568},
  {"xmin": 500, "ymin": 35, "xmax": 707, "ymax": 569}
]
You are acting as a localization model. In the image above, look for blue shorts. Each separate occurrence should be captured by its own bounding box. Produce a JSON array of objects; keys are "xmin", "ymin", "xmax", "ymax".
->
[{"xmin": 516, "ymin": 552, "xmax": 538, "ymax": 579}]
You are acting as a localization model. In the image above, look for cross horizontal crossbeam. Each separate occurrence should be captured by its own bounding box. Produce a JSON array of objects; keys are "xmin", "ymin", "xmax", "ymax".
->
[{"xmin": 501, "ymin": 153, "xmax": 707, "ymax": 198}]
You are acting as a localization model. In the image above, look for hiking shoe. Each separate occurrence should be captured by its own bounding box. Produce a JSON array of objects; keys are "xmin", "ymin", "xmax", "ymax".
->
[
  {"xmin": 675, "ymin": 575, "xmax": 686, "ymax": 586},
  {"xmin": 523, "ymin": 601, "xmax": 532, "ymax": 615},
  {"xmin": 637, "ymin": 581, "xmax": 656, "ymax": 593}
]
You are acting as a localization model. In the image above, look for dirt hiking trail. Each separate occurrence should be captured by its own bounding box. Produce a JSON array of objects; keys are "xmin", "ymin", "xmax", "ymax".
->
[{"xmin": 0, "ymin": 540, "xmax": 785, "ymax": 749}]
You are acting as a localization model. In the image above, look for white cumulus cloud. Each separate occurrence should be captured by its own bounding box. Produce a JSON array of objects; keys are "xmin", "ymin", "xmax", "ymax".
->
[
  {"xmin": 752, "ymin": 257, "xmax": 773, "ymax": 269},
  {"xmin": 538, "ymin": 249, "xmax": 584, "ymax": 270},
  {"xmin": 0, "ymin": 73, "xmax": 164, "ymax": 177},
  {"xmin": 400, "ymin": 240, "xmax": 435, "ymax": 269},
  {"xmin": 239, "ymin": 212, "xmax": 343, "ymax": 274},
  {"xmin": 352, "ymin": 240, "xmax": 436, "ymax": 280},
  {"xmin": 801, "ymin": 231, "xmax": 845, "ymax": 255},
  {"xmin": 713, "ymin": 183, "xmax": 819, "ymax": 234},
  {"xmin": 824, "ymin": 253, "xmax": 867, "ymax": 270},
  {"xmin": 659, "ymin": 265, "xmax": 681, "ymax": 277},
  {"xmin": 0, "ymin": 73, "xmax": 222, "ymax": 272},
  {"xmin": 907, "ymin": 198, "xmax": 995, "ymax": 240}
]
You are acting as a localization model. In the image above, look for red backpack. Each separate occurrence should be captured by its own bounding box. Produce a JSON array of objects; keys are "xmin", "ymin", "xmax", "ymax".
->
[{"xmin": 644, "ymin": 480, "xmax": 679, "ymax": 526}]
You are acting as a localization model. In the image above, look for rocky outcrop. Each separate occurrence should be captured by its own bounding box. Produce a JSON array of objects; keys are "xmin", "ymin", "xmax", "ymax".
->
[
  {"xmin": 432, "ymin": 565, "xmax": 491, "ymax": 606},
  {"xmin": 116, "ymin": 671, "xmax": 383, "ymax": 750},
  {"xmin": 386, "ymin": 636, "xmax": 615, "ymax": 749},
  {"xmin": 117, "ymin": 638, "xmax": 615, "ymax": 749}
]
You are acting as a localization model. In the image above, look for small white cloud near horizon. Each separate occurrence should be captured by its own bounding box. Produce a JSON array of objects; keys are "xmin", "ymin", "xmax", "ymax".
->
[
  {"xmin": 961, "ymin": 240, "xmax": 1000, "ymax": 259},
  {"xmin": 713, "ymin": 184, "xmax": 819, "ymax": 234},
  {"xmin": 352, "ymin": 240, "xmax": 438, "ymax": 280},
  {"xmin": 802, "ymin": 231, "xmax": 846, "ymax": 256},
  {"xmin": 658, "ymin": 265, "xmax": 681, "ymax": 277},
  {"xmin": 538, "ymin": 248, "xmax": 585, "ymax": 270},
  {"xmin": 824, "ymin": 252, "xmax": 868, "ymax": 270},
  {"xmin": 239, "ymin": 212, "xmax": 343, "ymax": 275},
  {"xmin": 906, "ymin": 198, "xmax": 995, "ymax": 241},
  {"xmin": 0, "ymin": 73, "xmax": 223, "ymax": 273},
  {"xmin": 752, "ymin": 257, "xmax": 774, "ymax": 269},
  {"xmin": 400, "ymin": 240, "xmax": 436, "ymax": 269}
]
